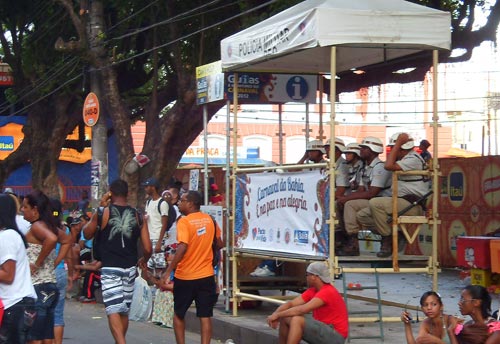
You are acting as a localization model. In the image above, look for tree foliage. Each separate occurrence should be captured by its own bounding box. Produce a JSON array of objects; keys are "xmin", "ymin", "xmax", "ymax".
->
[{"xmin": 0, "ymin": 0, "xmax": 499, "ymax": 203}]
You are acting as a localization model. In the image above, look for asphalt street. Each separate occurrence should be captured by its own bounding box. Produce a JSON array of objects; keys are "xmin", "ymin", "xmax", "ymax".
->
[{"xmin": 61, "ymin": 299, "xmax": 220, "ymax": 344}]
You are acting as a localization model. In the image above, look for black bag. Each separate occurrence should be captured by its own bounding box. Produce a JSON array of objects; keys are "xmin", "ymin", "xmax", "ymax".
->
[
  {"xmin": 210, "ymin": 216, "xmax": 221, "ymax": 267},
  {"xmin": 146, "ymin": 198, "xmax": 178, "ymax": 231},
  {"xmin": 92, "ymin": 207, "xmax": 105, "ymax": 261}
]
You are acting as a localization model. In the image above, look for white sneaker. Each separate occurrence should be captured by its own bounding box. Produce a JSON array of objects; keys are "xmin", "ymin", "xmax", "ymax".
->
[
  {"xmin": 250, "ymin": 267, "xmax": 264, "ymax": 276},
  {"xmin": 253, "ymin": 265, "xmax": 275, "ymax": 277}
]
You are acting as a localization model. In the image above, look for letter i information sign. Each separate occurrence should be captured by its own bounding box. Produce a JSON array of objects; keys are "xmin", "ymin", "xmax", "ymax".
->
[{"xmin": 83, "ymin": 92, "xmax": 100, "ymax": 126}]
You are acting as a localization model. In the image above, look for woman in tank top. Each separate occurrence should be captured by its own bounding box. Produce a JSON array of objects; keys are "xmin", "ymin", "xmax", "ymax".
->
[{"xmin": 401, "ymin": 291, "xmax": 456, "ymax": 344}]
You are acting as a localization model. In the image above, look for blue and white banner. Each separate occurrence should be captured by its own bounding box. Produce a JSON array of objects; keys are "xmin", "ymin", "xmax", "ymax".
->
[{"xmin": 234, "ymin": 170, "xmax": 329, "ymax": 257}]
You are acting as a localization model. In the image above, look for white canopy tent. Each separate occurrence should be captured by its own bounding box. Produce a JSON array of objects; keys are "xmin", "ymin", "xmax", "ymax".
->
[
  {"xmin": 221, "ymin": 0, "xmax": 451, "ymax": 316},
  {"xmin": 221, "ymin": 0, "xmax": 450, "ymax": 74}
]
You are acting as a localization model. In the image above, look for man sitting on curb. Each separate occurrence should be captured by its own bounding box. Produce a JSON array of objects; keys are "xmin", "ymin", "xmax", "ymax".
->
[{"xmin": 267, "ymin": 262, "xmax": 348, "ymax": 344}]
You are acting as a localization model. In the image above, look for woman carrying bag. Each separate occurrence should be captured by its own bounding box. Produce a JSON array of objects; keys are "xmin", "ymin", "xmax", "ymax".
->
[{"xmin": 0, "ymin": 193, "xmax": 37, "ymax": 343}]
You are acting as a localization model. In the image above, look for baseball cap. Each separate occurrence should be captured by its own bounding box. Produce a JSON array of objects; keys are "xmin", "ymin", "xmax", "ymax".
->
[
  {"xmin": 211, "ymin": 183, "xmax": 219, "ymax": 191},
  {"xmin": 420, "ymin": 139, "xmax": 431, "ymax": 148},
  {"xmin": 142, "ymin": 177, "xmax": 160, "ymax": 189},
  {"xmin": 306, "ymin": 262, "xmax": 331, "ymax": 283},
  {"xmin": 70, "ymin": 217, "xmax": 82, "ymax": 226},
  {"xmin": 4, "ymin": 187, "xmax": 14, "ymax": 194}
]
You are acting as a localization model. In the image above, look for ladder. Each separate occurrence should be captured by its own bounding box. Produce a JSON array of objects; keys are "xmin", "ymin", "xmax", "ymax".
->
[{"xmin": 342, "ymin": 270, "xmax": 384, "ymax": 342}]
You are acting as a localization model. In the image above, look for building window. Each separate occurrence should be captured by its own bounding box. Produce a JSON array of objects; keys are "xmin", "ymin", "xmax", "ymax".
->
[{"xmin": 243, "ymin": 135, "xmax": 272, "ymax": 161}]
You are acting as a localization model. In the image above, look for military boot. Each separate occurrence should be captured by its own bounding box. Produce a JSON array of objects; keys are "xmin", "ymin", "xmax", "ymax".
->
[
  {"xmin": 376, "ymin": 235, "xmax": 393, "ymax": 258},
  {"xmin": 337, "ymin": 234, "xmax": 360, "ymax": 256}
]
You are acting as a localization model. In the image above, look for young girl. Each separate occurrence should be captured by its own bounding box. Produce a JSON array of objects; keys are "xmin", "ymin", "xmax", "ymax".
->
[
  {"xmin": 447, "ymin": 285, "xmax": 500, "ymax": 344},
  {"xmin": 401, "ymin": 291, "xmax": 455, "ymax": 344}
]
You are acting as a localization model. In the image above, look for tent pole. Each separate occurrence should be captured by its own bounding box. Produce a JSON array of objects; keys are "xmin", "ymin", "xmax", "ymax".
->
[
  {"xmin": 319, "ymin": 77, "xmax": 323, "ymax": 141},
  {"xmin": 329, "ymin": 47, "xmax": 337, "ymax": 278},
  {"xmin": 203, "ymin": 104, "xmax": 209, "ymax": 205},
  {"xmin": 279, "ymin": 104, "xmax": 283, "ymax": 165},
  {"xmin": 232, "ymin": 73, "xmax": 239, "ymax": 316},
  {"xmin": 305, "ymin": 103, "xmax": 310, "ymax": 143},
  {"xmin": 431, "ymin": 50, "xmax": 440, "ymax": 291},
  {"xmin": 224, "ymin": 99, "xmax": 231, "ymax": 313}
]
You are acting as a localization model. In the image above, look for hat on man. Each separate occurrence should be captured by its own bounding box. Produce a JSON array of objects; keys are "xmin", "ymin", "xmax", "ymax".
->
[
  {"xmin": 4, "ymin": 187, "xmax": 14, "ymax": 194},
  {"xmin": 306, "ymin": 262, "xmax": 331, "ymax": 283},
  {"xmin": 420, "ymin": 139, "xmax": 431, "ymax": 149},
  {"xmin": 388, "ymin": 132, "xmax": 415, "ymax": 150},
  {"xmin": 344, "ymin": 143, "xmax": 361, "ymax": 156},
  {"xmin": 211, "ymin": 183, "xmax": 219, "ymax": 191},
  {"xmin": 70, "ymin": 217, "xmax": 82, "ymax": 226},
  {"xmin": 306, "ymin": 140, "xmax": 326, "ymax": 154},
  {"xmin": 359, "ymin": 136, "xmax": 384, "ymax": 154},
  {"xmin": 142, "ymin": 177, "xmax": 160, "ymax": 189}
]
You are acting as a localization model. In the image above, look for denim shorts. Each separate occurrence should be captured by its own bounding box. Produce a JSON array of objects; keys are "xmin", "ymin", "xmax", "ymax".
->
[
  {"xmin": 27, "ymin": 283, "xmax": 59, "ymax": 341},
  {"xmin": 0, "ymin": 297, "xmax": 36, "ymax": 344},
  {"xmin": 54, "ymin": 268, "xmax": 68, "ymax": 326}
]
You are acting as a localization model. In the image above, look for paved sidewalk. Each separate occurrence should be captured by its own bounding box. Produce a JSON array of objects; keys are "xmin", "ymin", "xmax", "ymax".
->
[{"xmin": 195, "ymin": 267, "xmax": 499, "ymax": 344}]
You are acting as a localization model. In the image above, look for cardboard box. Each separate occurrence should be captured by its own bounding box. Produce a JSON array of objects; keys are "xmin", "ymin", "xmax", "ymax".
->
[
  {"xmin": 491, "ymin": 239, "xmax": 500, "ymax": 273},
  {"xmin": 456, "ymin": 236, "xmax": 492, "ymax": 269},
  {"xmin": 470, "ymin": 268, "xmax": 491, "ymax": 287}
]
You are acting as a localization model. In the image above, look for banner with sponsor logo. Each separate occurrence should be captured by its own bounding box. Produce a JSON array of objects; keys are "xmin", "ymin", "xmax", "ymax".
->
[
  {"xmin": 225, "ymin": 73, "xmax": 316, "ymax": 104},
  {"xmin": 0, "ymin": 123, "xmax": 91, "ymax": 163},
  {"xmin": 234, "ymin": 170, "xmax": 328, "ymax": 257}
]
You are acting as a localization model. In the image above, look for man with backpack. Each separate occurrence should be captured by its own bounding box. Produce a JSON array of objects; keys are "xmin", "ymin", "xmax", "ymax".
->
[
  {"xmin": 143, "ymin": 177, "xmax": 170, "ymax": 276},
  {"xmin": 83, "ymin": 179, "xmax": 151, "ymax": 344}
]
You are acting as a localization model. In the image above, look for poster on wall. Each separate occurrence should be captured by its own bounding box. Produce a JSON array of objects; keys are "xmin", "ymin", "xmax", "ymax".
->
[
  {"xmin": 234, "ymin": 170, "xmax": 328, "ymax": 257},
  {"xmin": 189, "ymin": 169, "xmax": 199, "ymax": 191},
  {"xmin": 201, "ymin": 205, "xmax": 224, "ymax": 238}
]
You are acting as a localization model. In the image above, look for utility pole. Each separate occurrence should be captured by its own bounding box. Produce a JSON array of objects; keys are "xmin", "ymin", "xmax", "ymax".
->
[{"xmin": 88, "ymin": 0, "xmax": 108, "ymax": 208}]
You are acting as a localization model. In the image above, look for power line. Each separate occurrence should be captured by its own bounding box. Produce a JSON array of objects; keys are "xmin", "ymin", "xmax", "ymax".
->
[{"xmin": 106, "ymin": 0, "xmax": 278, "ymax": 66}]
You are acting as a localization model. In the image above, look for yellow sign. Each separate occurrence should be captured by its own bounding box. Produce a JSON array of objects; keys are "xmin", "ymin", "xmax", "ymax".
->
[{"xmin": 0, "ymin": 123, "xmax": 91, "ymax": 164}]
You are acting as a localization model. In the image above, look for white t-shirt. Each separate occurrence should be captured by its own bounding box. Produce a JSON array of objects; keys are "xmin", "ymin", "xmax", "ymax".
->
[
  {"xmin": 0, "ymin": 229, "xmax": 37, "ymax": 309},
  {"xmin": 164, "ymin": 205, "xmax": 181, "ymax": 247},
  {"xmin": 145, "ymin": 197, "xmax": 169, "ymax": 240},
  {"xmin": 16, "ymin": 214, "xmax": 31, "ymax": 235}
]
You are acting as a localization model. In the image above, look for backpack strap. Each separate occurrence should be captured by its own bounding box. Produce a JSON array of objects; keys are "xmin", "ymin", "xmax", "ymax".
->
[{"xmin": 97, "ymin": 206, "xmax": 104, "ymax": 228}]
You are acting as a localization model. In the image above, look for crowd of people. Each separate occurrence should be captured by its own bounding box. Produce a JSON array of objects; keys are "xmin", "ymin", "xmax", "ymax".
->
[
  {"xmin": 0, "ymin": 178, "xmax": 223, "ymax": 344},
  {"xmin": 266, "ymin": 260, "xmax": 500, "ymax": 344},
  {"xmin": 298, "ymin": 132, "xmax": 432, "ymax": 258}
]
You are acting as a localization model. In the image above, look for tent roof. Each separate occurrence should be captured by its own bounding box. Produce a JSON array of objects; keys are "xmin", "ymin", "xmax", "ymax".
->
[{"xmin": 221, "ymin": 0, "xmax": 451, "ymax": 74}]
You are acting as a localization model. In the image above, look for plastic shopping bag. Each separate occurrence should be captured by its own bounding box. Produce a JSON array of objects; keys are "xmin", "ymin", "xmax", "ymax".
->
[{"xmin": 129, "ymin": 272, "xmax": 153, "ymax": 322}]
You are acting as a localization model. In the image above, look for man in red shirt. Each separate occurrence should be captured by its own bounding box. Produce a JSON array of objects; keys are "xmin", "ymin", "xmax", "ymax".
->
[{"xmin": 267, "ymin": 262, "xmax": 348, "ymax": 344}]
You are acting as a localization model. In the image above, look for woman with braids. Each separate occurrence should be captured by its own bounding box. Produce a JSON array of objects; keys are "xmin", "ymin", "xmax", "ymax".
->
[
  {"xmin": 401, "ymin": 291, "xmax": 456, "ymax": 344},
  {"xmin": 447, "ymin": 285, "xmax": 500, "ymax": 344},
  {"xmin": 21, "ymin": 190, "xmax": 66, "ymax": 344},
  {"xmin": 0, "ymin": 193, "xmax": 37, "ymax": 344}
]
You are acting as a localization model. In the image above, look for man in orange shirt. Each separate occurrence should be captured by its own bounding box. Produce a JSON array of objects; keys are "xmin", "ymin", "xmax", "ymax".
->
[{"xmin": 162, "ymin": 191, "xmax": 223, "ymax": 344}]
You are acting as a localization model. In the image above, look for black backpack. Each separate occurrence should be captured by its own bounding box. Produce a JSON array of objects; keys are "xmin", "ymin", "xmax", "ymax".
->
[
  {"xmin": 146, "ymin": 198, "xmax": 178, "ymax": 231},
  {"xmin": 92, "ymin": 207, "xmax": 104, "ymax": 261}
]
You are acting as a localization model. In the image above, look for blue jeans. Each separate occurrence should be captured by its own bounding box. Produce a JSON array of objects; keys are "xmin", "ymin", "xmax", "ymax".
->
[
  {"xmin": 0, "ymin": 297, "xmax": 36, "ymax": 344},
  {"xmin": 27, "ymin": 283, "xmax": 59, "ymax": 341},
  {"xmin": 54, "ymin": 269, "xmax": 67, "ymax": 326}
]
